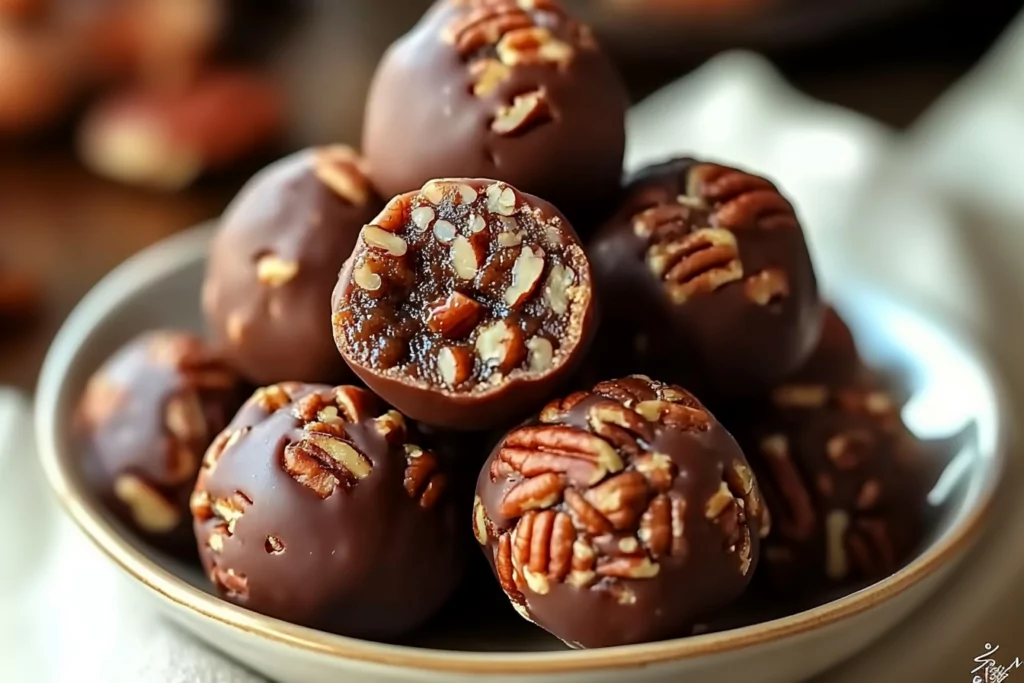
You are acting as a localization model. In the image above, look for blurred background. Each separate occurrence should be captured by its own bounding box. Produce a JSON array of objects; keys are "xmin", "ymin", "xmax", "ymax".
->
[{"xmin": 1, "ymin": 0, "xmax": 1022, "ymax": 391}]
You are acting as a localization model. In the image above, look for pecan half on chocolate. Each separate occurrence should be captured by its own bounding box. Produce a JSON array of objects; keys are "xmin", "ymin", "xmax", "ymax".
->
[
  {"xmin": 475, "ymin": 375, "xmax": 769, "ymax": 647},
  {"xmin": 75, "ymin": 331, "xmax": 244, "ymax": 557},
  {"xmin": 192, "ymin": 383, "xmax": 463, "ymax": 638},
  {"xmin": 589, "ymin": 157, "xmax": 823, "ymax": 400},
  {"xmin": 729, "ymin": 307, "xmax": 928, "ymax": 597}
]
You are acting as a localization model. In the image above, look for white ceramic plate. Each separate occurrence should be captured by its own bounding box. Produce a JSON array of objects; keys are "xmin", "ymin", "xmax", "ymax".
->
[{"xmin": 34, "ymin": 223, "xmax": 1006, "ymax": 683}]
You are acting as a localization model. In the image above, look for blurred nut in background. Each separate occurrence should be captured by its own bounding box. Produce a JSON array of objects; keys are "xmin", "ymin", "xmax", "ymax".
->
[
  {"xmin": 78, "ymin": 69, "xmax": 285, "ymax": 190},
  {"xmin": 0, "ymin": 23, "xmax": 79, "ymax": 137},
  {"xmin": 57, "ymin": 0, "xmax": 224, "ymax": 87}
]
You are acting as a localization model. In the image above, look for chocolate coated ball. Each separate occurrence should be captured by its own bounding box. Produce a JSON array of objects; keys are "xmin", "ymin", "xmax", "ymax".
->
[
  {"xmin": 203, "ymin": 146, "xmax": 382, "ymax": 385},
  {"xmin": 332, "ymin": 178, "xmax": 595, "ymax": 430},
  {"xmin": 474, "ymin": 375, "xmax": 769, "ymax": 647},
  {"xmin": 589, "ymin": 158, "xmax": 823, "ymax": 401},
  {"xmin": 191, "ymin": 383, "xmax": 464, "ymax": 638},
  {"xmin": 363, "ymin": 0, "xmax": 628, "ymax": 231},
  {"xmin": 731, "ymin": 309, "xmax": 927, "ymax": 594},
  {"xmin": 75, "ymin": 331, "xmax": 244, "ymax": 555}
]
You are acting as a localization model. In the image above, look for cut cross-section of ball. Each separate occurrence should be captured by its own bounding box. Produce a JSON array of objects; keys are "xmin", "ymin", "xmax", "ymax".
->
[{"xmin": 332, "ymin": 178, "xmax": 595, "ymax": 429}]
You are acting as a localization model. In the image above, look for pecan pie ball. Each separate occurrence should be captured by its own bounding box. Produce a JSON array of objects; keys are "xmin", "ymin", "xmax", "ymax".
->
[
  {"xmin": 589, "ymin": 158, "xmax": 823, "ymax": 401},
  {"xmin": 363, "ymin": 0, "xmax": 628, "ymax": 230},
  {"xmin": 191, "ymin": 383, "xmax": 464, "ymax": 637},
  {"xmin": 203, "ymin": 146, "xmax": 382, "ymax": 385},
  {"xmin": 474, "ymin": 375, "xmax": 770, "ymax": 648},
  {"xmin": 732, "ymin": 309, "xmax": 927, "ymax": 594},
  {"xmin": 75, "ymin": 331, "xmax": 244, "ymax": 555},
  {"xmin": 332, "ymin": 178, "xmax": 595, "ymax": 430}
]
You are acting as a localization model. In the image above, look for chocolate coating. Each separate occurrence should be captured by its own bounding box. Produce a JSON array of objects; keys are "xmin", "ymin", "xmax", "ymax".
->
[
  {"xmin": 332, "ymin": 178, "xmax": 596, "ymax": 430},
  {"xmin": 795, "ymin": 306, "xmax": 860, "ymax": 384},
  {"xmin": 75, "ymin": 331, "xmax": 244, "ymax": 556},
  {"xmin": 191, "ymin": 383, "xmax": 464, "ymax": 637},
  {"xmin": 474, "ymin": 376, "xmax": 769, "ymax": 648},
  {"xmin": 203, "ymin": 146, "xmax": 382, "ymax": 385},
  {"xmin": 730, "ymin": 309, "xmax": 927, "ymax": 593},
  {"xmin": 363, "ymin": 0, "xmax": 628, "ymax": 231},
  {"xmin": 589, "ymin": 158, "xmax": 823, "ymax": 401}
]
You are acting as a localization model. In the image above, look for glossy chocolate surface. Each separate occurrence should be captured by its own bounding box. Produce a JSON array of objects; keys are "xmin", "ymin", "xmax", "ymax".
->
[
  {"xmin": 76, "ymin": 330, "xmax": 243, "ymax": 556},
  {"xmin": 589, "ymin": 157, "xmax": 823, "ymax": 401},
  {"xmin": 729, "ymin": 309, "xmax": 927, "ymax": 593},
  {"xmin": 192, "ymin": 383, "xmax": 464, "ymax": 637},
  {"xmin": 363, "ymin": 0, "xmax": 628, "ymax": 231},
  {"xmin": 474, "ymin": 375, "xmax": 768, "ymax": 647},
  {"xmin": 203, "ymin": 146, "xmax": 382, "ymax": 385}
]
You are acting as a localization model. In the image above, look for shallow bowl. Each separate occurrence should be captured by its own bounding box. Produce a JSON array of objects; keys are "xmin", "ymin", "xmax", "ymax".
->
[{"xmin": 36, "ymin": 225, "xmax": 1006, "ymax": 683}]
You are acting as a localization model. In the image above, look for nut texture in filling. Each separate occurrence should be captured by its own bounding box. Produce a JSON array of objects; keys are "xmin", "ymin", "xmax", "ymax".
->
[
  {"xmin": 728, "ymin": 308, "xmax": 928, "ymax": 597},
  {"xmin": 363, "ymin": 0, "xmax": 628, "ymax": 231},
  {"xmin": 589, "ymin": 157, "xmax": 823, "ymax": 402},
  {"xmin": 333, "ymin": 178, "xmax": 594, "ymax": 430},
  {"xmin": 475, "ymin": 375, "xmax": 770, "ymax": 648},
  {"xmin": 203, "ymin": 146, "xmax": 382, "ymax": 385},
  {"xmin": 75, "ymin": 331, "xmax": 244, "ymax": 556},
  {"xmin": 191, "ymin": 383, "xmax": 463, "ymax": 637}
]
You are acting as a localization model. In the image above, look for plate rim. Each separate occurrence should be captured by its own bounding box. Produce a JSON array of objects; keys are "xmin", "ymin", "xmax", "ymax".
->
[{"xmin": 35, "ymin": 225, "xmax": 1008, "ymax": 675}]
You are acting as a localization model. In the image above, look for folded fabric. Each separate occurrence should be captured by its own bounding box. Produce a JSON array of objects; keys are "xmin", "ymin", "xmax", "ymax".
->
[
  {"xmin": 911, "ymin": 9, "xmax": 1024, "ymax": 220},
  {"xmin": 0, "ymin": 388, "xmax": 264, "ymax": 683}
]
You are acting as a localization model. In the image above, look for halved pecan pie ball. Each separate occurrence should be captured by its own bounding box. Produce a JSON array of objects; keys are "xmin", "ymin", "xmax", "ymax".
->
[
  {"xmin": 589, "ymin": 158, "xmax": 823, "ymax": 401},
  {"xmin": 474, "ymin": 375, "xmax": 770, "ymax": 648},
  {"xmin": 730, "ymin": 309, "xmax": 928, "ymax": 595},
  {"xmin": 332, "ymin": 178, "xmax": 595, "ymax": 430},
  {"xmin": 203, "ymin": 146, "xmax": 382, "ymax": 385},
  {"xmin": 363, "ymin": 0, "xmax": 628, "ymax": 230},
  {"xmin": 191, "ymin": 383, "xmax": 463, "ymax": 637},
  {"xmin": 75, "ymin": 331, "xmax": 244, "ymax": 556}
]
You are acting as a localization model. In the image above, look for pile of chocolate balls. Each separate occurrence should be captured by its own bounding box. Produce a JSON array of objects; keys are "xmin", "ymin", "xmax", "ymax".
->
[{"xmin": 76, "ymin": 0, "xmax": 928, "ymax": 649}]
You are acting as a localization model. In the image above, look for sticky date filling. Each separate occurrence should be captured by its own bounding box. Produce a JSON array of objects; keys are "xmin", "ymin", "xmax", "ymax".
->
[{"xmin": 339, "ymin": 182, "xmax": 585, "ymax": 391}]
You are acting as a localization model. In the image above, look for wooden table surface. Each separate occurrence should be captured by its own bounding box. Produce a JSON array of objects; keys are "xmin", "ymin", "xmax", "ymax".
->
[
  {"xmin": 0, "ymin": 0, "xmax": 1011, "ymax": 392},
  {"xmin": 0, "ymin": 149, "xmax": 231, "ymax": 389}
]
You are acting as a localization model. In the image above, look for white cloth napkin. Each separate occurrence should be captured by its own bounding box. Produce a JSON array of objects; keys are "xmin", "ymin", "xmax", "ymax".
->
[
  {"xmin": 628, "ymin": 50, "xmax": 1024, "ymax": 683},
  {"xmin": 911, "ymin": 9, "xmax": 1024, "ymax": 222},
  {"xmin": 8, "ymin": 29, "xmax": 1024, "ymax": 679},
  {"xmin": 0, "ymin": 391, "xmax": 263, "ymax": 683},
  {"xmin": 824, "ymin": 11, "xmax": 1024, "ymax": 680}
]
